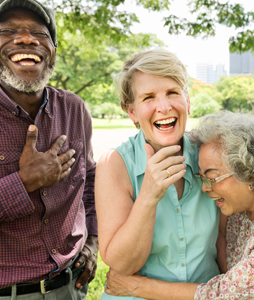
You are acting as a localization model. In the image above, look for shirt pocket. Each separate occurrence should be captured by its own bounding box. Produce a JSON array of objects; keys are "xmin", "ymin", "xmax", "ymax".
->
[
  {"xmin": 0, "ymin": 149, "xmax": 21, "ymax": 179},
  {"xmin": 58, "ymin": 140, "xmax": 86, "ymax": 183}
]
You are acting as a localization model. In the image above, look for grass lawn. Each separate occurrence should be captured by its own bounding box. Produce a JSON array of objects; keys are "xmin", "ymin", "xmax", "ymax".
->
[
  {"xmin": 92, "ymin": 118, "xmax": 135, "ymax": 130},
  {"xmin": 92, "ymin": 117, "xmax": 200, "ymax": 130}
]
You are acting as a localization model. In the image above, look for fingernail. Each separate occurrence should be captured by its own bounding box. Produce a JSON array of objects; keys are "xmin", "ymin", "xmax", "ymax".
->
[
  {"xmin": 29, "ymin": 125, "xmax": 36, "ymax": 131},
  {"xmin": 62, "ymin": 135, "xmax": 67, "ymax": 141}
]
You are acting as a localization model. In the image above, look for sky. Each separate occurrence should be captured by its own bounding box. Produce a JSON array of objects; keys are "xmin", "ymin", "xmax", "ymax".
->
[{"xmin": 122, "ymin": 0, "xmax": 254, "ymax": 78}]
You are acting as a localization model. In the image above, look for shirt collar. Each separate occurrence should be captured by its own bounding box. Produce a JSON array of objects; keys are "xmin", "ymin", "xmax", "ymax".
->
[
  {"xmin": 0, "ymin": 87, "xmax": 48, "ymax": 116},
  {"xmin": 134, "ymin": 131, "xmax": 199, "ymax": 177}
]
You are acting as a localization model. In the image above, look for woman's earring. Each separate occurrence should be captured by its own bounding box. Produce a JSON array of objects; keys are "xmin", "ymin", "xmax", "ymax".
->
[
  {"xmin": 134, "ymin": 122, "xmax": 140, "ymax": 129},
  {"xmin": 249, "ymin": 184, "xmax": 253, "ymax": 191}
]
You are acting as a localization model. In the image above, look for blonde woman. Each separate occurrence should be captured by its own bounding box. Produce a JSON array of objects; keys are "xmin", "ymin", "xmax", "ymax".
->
[{"xmin": 95, "ymin": 50, "xmax": 225, "ymax": 300}]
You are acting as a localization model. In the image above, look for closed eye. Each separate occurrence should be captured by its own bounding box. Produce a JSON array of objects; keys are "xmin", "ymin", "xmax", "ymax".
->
[
  {"xmin": 143, "ymin": 95, "xmax": 154, "ymax": 101},
  {"xmin": 167, "ymin": 91, "xmax": 178, "ymax": 95},
  {"xmin": 32, "ymin": 32, "xmax": 49, "ymax": 38},
  {"xmin": 0, "ymin": 29, "xmax": 15, "ymax": 35}
]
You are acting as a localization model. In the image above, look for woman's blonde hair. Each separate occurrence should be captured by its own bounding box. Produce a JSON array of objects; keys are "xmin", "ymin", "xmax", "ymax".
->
[{"xmin": 115, "ymin": 49, "xmax": 189, "ymax": 113}]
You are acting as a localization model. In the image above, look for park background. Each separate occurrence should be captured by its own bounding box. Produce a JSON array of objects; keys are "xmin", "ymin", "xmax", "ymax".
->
[{"xmin": 43, "ymin": 0, "xmax": 254, "ymax": 298}]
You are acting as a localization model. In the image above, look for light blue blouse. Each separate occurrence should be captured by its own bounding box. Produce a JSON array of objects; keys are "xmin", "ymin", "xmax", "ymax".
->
[{"xmin": 102, "ymin": 131, "xmax": 220, "ymax": 300}]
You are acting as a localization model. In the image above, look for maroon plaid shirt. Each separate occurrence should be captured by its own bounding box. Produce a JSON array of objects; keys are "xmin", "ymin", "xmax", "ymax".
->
[{"xmin": 0, "ymin": 86, "xmax": 97, "ymax": 288}]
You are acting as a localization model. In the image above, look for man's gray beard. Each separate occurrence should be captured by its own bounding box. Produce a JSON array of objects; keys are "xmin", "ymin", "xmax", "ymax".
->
[{"xmin": 0, "ymin": 60, "xmax": 55, "ymax": 93}]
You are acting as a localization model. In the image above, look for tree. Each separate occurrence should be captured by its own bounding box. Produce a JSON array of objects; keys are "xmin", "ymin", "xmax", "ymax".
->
[
  {"xmin": 190, "ymin": 93, "xmax": 221, "ymax": 117},
  {"xmin": 43, "ymin": 0, "xmax": 169, "ymax": 48},
  {"xmin": 44, "ymin": 0, "xmax": 254, "ymax": 53},
  {"xmin": 90, "ymin": 102, "xmax": 125, "ymax": 119},
  {"xmin": 214, "ymin": 75, "xmax": 254, "ymax": 113},
  {"xmin": 49, "ymin": 32, "xmax": 164, "ymax": 103},
  {"xmin": 164, "ymin": 0, "xmax": 254, "ymax": 53}
]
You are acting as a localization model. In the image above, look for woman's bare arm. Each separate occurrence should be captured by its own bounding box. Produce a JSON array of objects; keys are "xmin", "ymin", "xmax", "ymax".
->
[
  {"xmin": 95, "ymin": 149, "xmax": 157, "ymax": 275},
  {"xmin": 95, "ymin": 144, "xmax": 186, "ymax": 275}
]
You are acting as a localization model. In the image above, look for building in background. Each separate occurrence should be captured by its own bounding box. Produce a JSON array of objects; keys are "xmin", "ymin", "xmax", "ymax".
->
[
  {"xmin": 196, "ymin": 63, "xmax": 227, "ymax": 84},
  {"xmin": 230, "ymin": 51, "xmax": 254, "ymax": 76}
]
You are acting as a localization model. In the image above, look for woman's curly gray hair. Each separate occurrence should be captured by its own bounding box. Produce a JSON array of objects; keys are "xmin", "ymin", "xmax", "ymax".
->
[{"xmin": 191, "ymin": 111, "xmax": 254, "ymax": 185}]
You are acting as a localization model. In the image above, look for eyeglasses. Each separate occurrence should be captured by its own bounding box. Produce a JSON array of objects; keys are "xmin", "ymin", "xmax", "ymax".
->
[{"xmin": 195, "ymin": 171, "xmax": 235, "ymax": 188}]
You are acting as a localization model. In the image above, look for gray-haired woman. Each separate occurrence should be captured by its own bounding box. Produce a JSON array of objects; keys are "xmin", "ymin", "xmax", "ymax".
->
[
  {"xmin": 105, "ymin": 110, "xmax": 254, "ymax": 299},
  {"xmin": 95, "ymin": 50, "xmax": 226, "ymax": 300}
]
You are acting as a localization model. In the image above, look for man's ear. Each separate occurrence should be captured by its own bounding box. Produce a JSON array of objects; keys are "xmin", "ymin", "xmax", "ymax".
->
[{"xmin": 127, "ymin": 104, "xmax": 138, "ymax": 124}]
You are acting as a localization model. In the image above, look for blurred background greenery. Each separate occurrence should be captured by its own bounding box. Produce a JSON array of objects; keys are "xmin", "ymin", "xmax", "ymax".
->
[{"xmin": 42, "ymin": 0, "xmax": 254, "ymax": 120}]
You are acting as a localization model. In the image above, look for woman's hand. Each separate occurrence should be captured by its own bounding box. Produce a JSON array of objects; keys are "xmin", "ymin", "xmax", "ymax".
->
[
  {"xmin": 105, "ymin": 270, "xmax": 141, "ymax": 297},
  {"xmin": 139, "ymin": 143, "xmax": 186, "ymax": 206}
]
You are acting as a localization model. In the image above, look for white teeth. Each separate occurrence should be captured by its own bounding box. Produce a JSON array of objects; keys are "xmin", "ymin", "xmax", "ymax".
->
[
  {"xmin": 155, "ymin": 117, "xmax": 176, "ymax": 125},
  {"xmin": 11, "ymin": 54, "xmax": 41, "ymax": 62}
]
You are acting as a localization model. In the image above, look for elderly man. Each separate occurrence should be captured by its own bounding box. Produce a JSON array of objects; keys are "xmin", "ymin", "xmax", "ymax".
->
[{"xmin": 0, "ymin": 0, "xmax": 98, "ymax": 299}]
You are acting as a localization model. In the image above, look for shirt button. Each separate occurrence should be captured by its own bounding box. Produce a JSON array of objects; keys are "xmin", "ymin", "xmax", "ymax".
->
[
  {"xmin": 179, "ymin": 236, "xmax": 184, "ymax": 241},
  {"xmin": 175, "ymin": 207, "xmax": 180, "ymax": 213},
  {"xmin": 12, "ymin": 111, "xmax": 16, "ymax": 116},
  {"xmin": 45, "ymin": 108, "xmax": 49, "ymax": 113},
  {"xmin": 52, "ymin": 249, "xmax": 56, "ymax": 254},
  {"xmin": 42, "ymin": 191, "xmax": 47, "ymax": 196},
  {"xmin": 190, "ymin": 185, "xmax": 193, "ymax": 189},
  {"xmin": 44, "ymin": 219, "xmax": 49, "ymax": 224},
  {"xmin": 0, "ymin": 156, "xmax": 5, "ymax": 161},
  {"xmin": 181, "ymin": 262, "xmax": 186, "ymax": 267}
]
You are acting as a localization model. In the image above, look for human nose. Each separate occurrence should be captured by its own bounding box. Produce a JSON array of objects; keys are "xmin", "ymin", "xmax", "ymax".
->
[
  {"xmin": 14, "ymin": 31, "xmax": 40, "ymax": 46},
  {"xmin": 156, "ymin": 95, "xmax": 172, "ymax": 113},
  {"xmin": 201, "ymin": 181, "xmax": 213, "ymax": 193}
]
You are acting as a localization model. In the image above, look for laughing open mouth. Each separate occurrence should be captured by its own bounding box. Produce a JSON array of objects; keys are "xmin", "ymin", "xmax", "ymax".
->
[
  {"xmin": 154, "ymin": 117, "xmax": 177, "ymax": 131},
  {"xmin": 10, "ymin": 54, "xmax": 41, "ymax": 66}
]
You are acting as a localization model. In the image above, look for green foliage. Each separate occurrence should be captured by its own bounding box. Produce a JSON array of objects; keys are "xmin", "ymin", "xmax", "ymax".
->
[
  {"xmin": 188, "ymin": 76, "xmax": 254, "ymax": 116},
  {"xmin": 44, "ymin": 0, "xmax": 254, "ymax": 53},
  {"xmin": 43, "ymin": 0, "xmax": 169, "ymax": 46},
  {"xmin": 87, "ymin": 254, "xmax": 109, "ymax": 300},
  {"xmin": 214, "ymin": 75, "xmax": 254, "ymax": 113},
  {"xmin": 163, "ymin": 0, "xmax": 254, "ymax": 53},
  {"xmin": 48, "ymin": 29, "xmax": 164, "ymax": 104},
  {"xmin": 90, "ymin": 102, "xmax": 127, "ymax": 119},
  {"xmin": 190, "ymin": 93, "xmax": 221, "ymax": 117}
]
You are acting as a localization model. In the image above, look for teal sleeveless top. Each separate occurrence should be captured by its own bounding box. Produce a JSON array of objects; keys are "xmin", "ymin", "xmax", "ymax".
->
[{"xmin": 102, "ymin": 131, "xmax": 220, "ymax": 300}]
